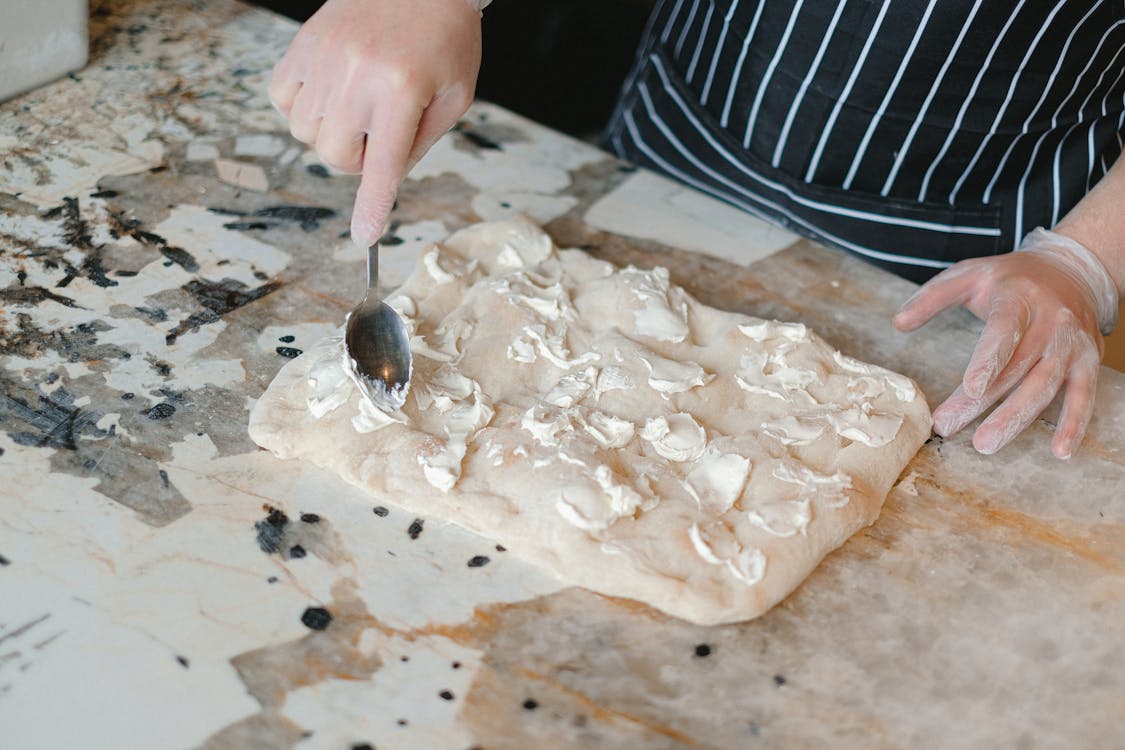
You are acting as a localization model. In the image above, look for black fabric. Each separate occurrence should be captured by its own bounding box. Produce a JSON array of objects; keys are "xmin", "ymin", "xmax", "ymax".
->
[{"xmin": 607, "ymin": 0, "xmax": 1125, "ymax": 281}]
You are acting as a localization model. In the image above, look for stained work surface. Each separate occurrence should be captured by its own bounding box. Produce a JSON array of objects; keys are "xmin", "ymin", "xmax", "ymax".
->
[{"xmin": 0, "ymin": 1, "xmax": 1122, "ymax": 749}]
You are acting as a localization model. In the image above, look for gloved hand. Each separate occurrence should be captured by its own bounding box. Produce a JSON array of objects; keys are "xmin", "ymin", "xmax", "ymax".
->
[
  {"xmin": 893, "ymin": 228, "xmax": 1119, "ymax": 459},
  {"xmin": 269, "ymin": 0, "xmax": 484, "ymax": 246}
]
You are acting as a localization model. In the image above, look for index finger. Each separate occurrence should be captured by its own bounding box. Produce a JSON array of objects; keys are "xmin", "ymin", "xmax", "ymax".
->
[{"xmin": 351, "ymin": 103, "xmax": 426, "ymax": 247}]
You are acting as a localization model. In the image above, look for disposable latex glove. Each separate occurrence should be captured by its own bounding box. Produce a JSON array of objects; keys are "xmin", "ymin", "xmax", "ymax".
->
[
  {"xmin": 893, "ymin": 228, "xmax": 1119, "ymax": 459},
  {"xmin": 269, "ymin": 0, "xmax": 484, "ymax": 246}
]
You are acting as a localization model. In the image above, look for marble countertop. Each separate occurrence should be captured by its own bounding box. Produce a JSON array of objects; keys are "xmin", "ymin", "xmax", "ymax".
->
[{"xmin": 1, "ymin": 2, "xmax": 1122, "ymax": 748}]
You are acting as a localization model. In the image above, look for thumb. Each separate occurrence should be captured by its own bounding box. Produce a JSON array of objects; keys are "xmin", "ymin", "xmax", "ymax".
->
[{"xmin": 892, "ymin": 262, "xmax": 979, "ymax": 332}]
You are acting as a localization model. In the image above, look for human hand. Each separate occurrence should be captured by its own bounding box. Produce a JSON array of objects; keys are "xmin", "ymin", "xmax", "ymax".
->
[
  {"xmin": 269, "ymin": 0, "xmax": 484, "ymax": 246},
  {"xmin": 893, "ymin": 229, "xmax": 1119, "ymax": 459}
]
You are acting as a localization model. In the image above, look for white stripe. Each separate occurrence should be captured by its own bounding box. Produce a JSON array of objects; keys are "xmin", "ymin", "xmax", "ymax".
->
[
  {"xmin": 1098, "ymin": 58, "xmax": 1125, "ymax": 118},
  {"xmin": 623, "ymin": 99, "xmax": 953, "ymax": 269},
  {"xmin": 917, "ymin": 2, "xmax": 1028, "ymax": 202},
  {"xmin": 1053, "ymin": 46, "xmax": 1125, "ymax": 224},
  {"xmin": 1016, "ymin": 37, "xmax": 1125, "ymax": 240},
  {"xmin": 881, "ymin": 0, "xmax": 987, "ymax": 196},
  {"xmin": 742, "ymin": 0, "xmax": 805, "ymax": 149},
  {"xmin": 980, "ymin": 3, "xmax": 1107, "ymax": 204},
  {"xmin": 674, "ymin": 0, "xmax": 703, "ymax": 59},
  {"xmin": 804, "ymin": 0, "xmax": 893, "ymax": 183},
  {"xmin": 948, "ymin": 0, "xmax": 1072, "ymax": 205},
  {"xmin": 686, "ymin": 1, "xmax": 716, "ymax": 84},
  {"xmin": 647, "ymin": 55, "xmax": 999, "ymax": 236},
  {"xmin": 1050, "ymin": 128, "xmax": 1069, "ymax": 231},
  {"xmin": 700, "ymin": 0, "xmax": 741, "ymax": 105},
  {"xmin": 719, "ymin": 0, "xmax": 768, "ymax": 128},
  {"xmin": 772, "ymin": 0, "xmax": 847, "ymax": 168},
  {"xmin": 612, "ymin": 133, "xmax": 626, "ymax": 158},
  {"xmin": 842, "ymin": 0, "xmax": 939, "ymax": 190},
  {"xmin": 607, "ymin": 0, "xmax": 672, "ymax": 142},
  {"xmin": 659, "ymin": 0, "xmax": 685, "ymax": 43},
  {"xmin": 1084, "ymin": 122, "xmax": 1097, "ymax": 196}
]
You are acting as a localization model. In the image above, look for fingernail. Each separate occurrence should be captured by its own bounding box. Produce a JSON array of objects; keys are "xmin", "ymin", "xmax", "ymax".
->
[
  {"xmin": 974, "ymin": 430, "xmax": 1002, "ymax": 455},
  {"xmin": 1054, "ymin": 438, "xmax": 1075, "ymax": 460},
  {"xmin": 351, "ymin": 219, "xmax": 375, "ymax": 248},
  {"xmin": 933, "ymin": 407, "xmax": 971, "ymax": 437},
  {"xmin": 896, "ymin": 290, "xmax": 923, "ymax": 316}
]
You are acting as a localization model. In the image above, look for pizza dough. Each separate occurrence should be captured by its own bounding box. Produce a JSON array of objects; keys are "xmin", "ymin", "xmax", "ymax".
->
[{"xmin": 249, "ymin": 217, "xmax": 931, "ymax": 625}]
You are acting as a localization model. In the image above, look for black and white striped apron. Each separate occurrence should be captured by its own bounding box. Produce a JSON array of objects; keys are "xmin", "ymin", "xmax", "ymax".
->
[{"xmin": 606, "ymin": 0, "xmax": 1125, "ymax": 282}]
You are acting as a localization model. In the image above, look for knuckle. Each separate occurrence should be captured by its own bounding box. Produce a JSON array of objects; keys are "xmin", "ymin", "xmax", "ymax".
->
[
  {"xmin": 288, "ymin": 119, "xmax": 317, "ymax": 143},
  {"xmin": 319, "ymin": 147, "xmax": 362, "ymax": 174}
]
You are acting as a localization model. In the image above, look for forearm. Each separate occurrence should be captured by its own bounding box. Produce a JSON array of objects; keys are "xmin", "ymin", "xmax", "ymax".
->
[{"xmin": 1054, "ymin": 152, "xmax": 1125, "ymax": 297}]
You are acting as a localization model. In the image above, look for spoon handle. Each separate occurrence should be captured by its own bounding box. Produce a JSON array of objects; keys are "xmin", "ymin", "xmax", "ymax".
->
[{"xmin": 366, "ymin": 243, "xmax": 380, "ymax": 297}]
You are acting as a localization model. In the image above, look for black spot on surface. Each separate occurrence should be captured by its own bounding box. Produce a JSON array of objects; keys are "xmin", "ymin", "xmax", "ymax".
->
[
  {"xmin": 255, "ymin": 505, "xmax": 289, "ymax": 554},
  {"xmin": 148, "ymin": 358, "xmax": 171, "ymax": 377},
  {"xmin": 278, "ymin": 334, "xmax": 295, "ymax": 343},
  {"xmin": 159, "ymin": 245, "xmax": 199, "ymax": 272},
  {"xmin": 89, "ymin": 189, "xmax": 118, "ymax": 199},
  {"xmin": 176, "ymin": 655, "xmax": 189, "ymax": 668},
  {"xmin": 166, "ymin": 278, "xmax": 280, "ymax": 344},
  {"xmin": 773, "ymin": 674, "xmax": 787, "ymax": 686},
  {"xmin": 694, "ymin": 644, "xmax": 712, "ymax": 658},
  {"xmin": 522, "ymin": 699, "xmax": 538, "ymax": 711},
  {"xmin": 300, "ymin": 606, "xmax": 332, "ymax": 630},
  {"xmin": 0, "ymin": 285, "xmax": 78, "ymax": 309},
  {"xmin": 350, "ymin": 744, "xmax": 374, "ymax": 750},
  {"xmin": 276, "ymin": 346, "xmax": 303, "ymax": 359},
  {"xmin": 408, "ymin": 519, "xmax": 424, "ymax": 540},
  {"xmin": 121, "ymin": 392, "xmax": 135, "ymax": 400},
  {"xmin": 467, "ymin": 555, "xmax": 490, "ymax": 568},
  {"xmin": 306, "ymin": 164, "xmax": 330, "ymax": 178},
  {"xmin": 267, "ymin": 576, "xmax": 279, "ymax": 584},
  {"xmin": 159, "ymin": 469, "xmax": 170, "ymax": 488},
  {"xmin": 146, "ymin": 402, "xmax": 176, "ymax": 420},
  {"xmin": 495, "ymin": 544, "xmax": 507, "ymax": 552},
  {"xmin": 455, "ymin": 125, "xmax": 502, "ymax": 150},
  {"xmin": 4, "ymin": 388, "xmax": 105, "ymax": 451},
  {"xmin": 396, "ymin": 719, "xmax": 407, "ymax": 727},
  {"xmin": 223, "ymin": 221, "xmax": 271, "ymax": 231},
  {"xmin": 0, "ymin": 554, "xmax": 10, "ymax": 566},
  {"xmin": 451, "ymin": 661, "xmax": 461, "ymax": 669},
  {"xmin": 300, "ymin": 513, "xmax": 320, "ymax": 523},
  {"xmin": 439, "ymin": 690, "xmax": 454, "ymax": 701},
  {"xmin": 373, "ymin": 506, "xmax": 389, "ymax": 517},
  {"xmin": 288, "ymin": 544, "xmax": 307, "ymax": 559},
  {"xmin": 241, "ymin": 205, "xmax": 336, "ymax": 231}
]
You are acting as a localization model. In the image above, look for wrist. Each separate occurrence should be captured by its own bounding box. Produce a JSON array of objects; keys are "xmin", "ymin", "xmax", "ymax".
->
[{"xmin": 1020, "ymin": 227, "xmax": 1120, "ymax": 335}]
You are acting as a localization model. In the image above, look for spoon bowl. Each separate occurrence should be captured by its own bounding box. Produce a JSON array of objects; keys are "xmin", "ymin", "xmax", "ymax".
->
[{"xmin": 343, "ymin": 244, "xmax": 412, "ymax": 410}]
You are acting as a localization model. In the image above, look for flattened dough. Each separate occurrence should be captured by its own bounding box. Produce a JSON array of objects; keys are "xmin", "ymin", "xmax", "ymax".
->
[{"xmin": 249, "ymin": 218, "xmax": 931, "ymax": 625}]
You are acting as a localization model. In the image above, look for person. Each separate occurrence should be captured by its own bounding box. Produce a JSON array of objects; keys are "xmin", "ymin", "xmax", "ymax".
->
[{"xmin": 268, "ymin": 0, "xmax": 1124, "ymax": 459}]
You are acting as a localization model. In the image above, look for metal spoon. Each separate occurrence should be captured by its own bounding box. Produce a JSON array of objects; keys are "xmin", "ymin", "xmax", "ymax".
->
[{"xmin": 344, "ymin": 243, "xmax": 412, "ymax": 410}]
